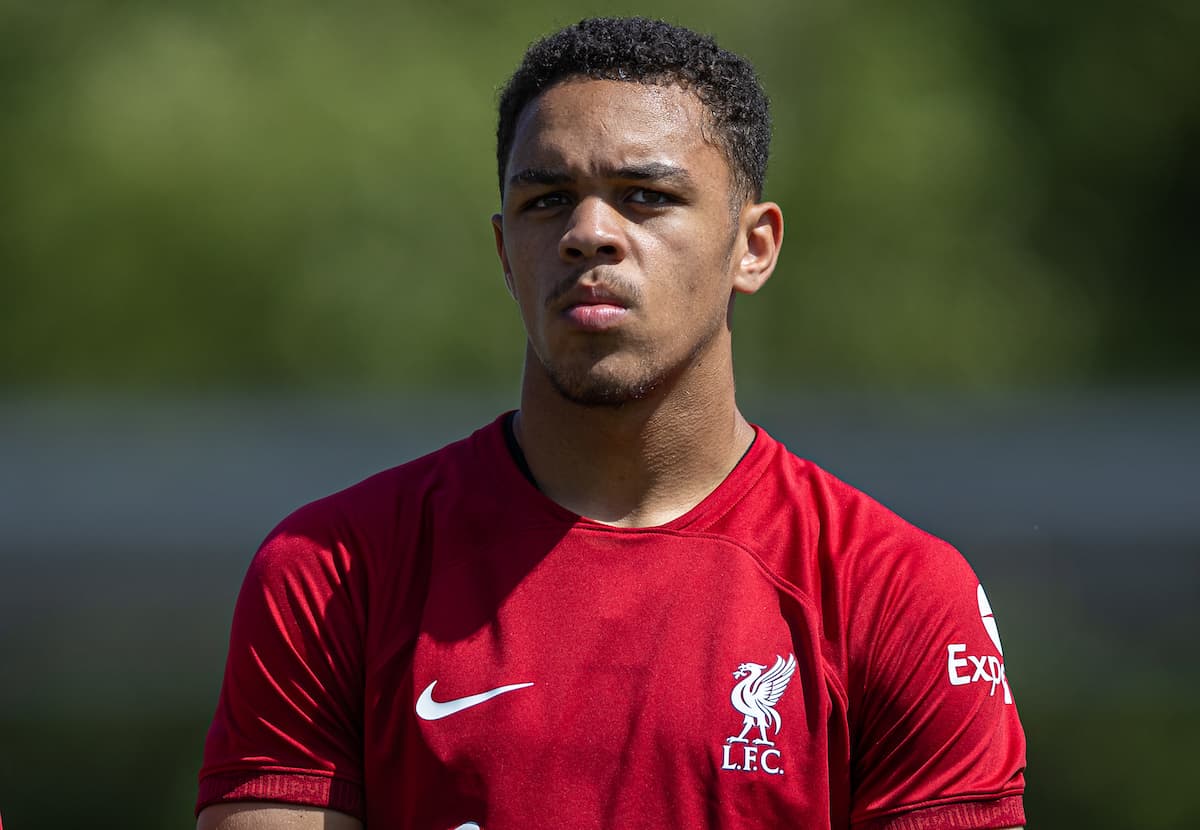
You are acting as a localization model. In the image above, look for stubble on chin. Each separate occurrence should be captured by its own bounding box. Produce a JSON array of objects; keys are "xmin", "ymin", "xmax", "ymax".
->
[{"xmin": 542, "ymin": 351, "xmax": 663, "ymax": 408}]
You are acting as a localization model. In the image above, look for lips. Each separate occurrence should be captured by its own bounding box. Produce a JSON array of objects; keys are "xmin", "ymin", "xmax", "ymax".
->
[
  {"xmin": 564, "ymin": 302, "xmax": 628, "ymax": 330},
  {"xmin": 558, "ymin": 284, "xmax": 631, "ymax": 332}
]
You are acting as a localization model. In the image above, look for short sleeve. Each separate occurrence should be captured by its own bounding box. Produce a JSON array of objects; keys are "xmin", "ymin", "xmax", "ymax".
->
[
  {"xmin": 847, "ymin": 533, "xmax": 1026, "ymax": 829},
  {"xmin": 196, "ymin": 503, "xmax": 367, "ymax": 820}
]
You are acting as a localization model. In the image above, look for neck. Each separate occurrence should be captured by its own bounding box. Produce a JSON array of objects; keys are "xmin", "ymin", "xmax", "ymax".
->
[{"xmin": 513, "ymin": 345, "xmax": 754, "ymax": 527}]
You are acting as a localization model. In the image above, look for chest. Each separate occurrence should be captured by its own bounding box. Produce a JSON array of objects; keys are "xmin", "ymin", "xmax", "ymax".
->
[{"xmin": 363, "ymin": 529, "xmax": 839, "ymax": 829}]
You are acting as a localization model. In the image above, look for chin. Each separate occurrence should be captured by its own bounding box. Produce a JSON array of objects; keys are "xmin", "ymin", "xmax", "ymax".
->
[{"xmin": 546, "ymin": 364, "xmax": 664, "ymax": 409}]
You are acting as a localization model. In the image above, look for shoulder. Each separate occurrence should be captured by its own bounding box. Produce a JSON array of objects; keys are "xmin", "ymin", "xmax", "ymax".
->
[
  {"xmin": 267, "ymin": 417, "xmax": 503, "ymax": 541},
  {"xmin": 248, "ymin": 416, "xmax": 509, "ymax": 583},
  {"xmin": 726, "ymin": 430, "xmax": 985, "ymax": 673},
  {"xmin": 729, "ymin": 429, "xmax": 961, "ymax": 582}
]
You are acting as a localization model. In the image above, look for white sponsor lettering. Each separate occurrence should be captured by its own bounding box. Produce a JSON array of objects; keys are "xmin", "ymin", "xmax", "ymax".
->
[
  {"xmin": 945, "ymin": 584, "xmax": 1014, "ymax": 704},
  {"xmin": 946, "ymin": 644, "xmax": 1012, "ymax": 703},
  {"xmin": 721, "ymin": 743, "xmax": 784, "ymax": 775},
  {"xmin": 760, "ymin": 748, "xmax": 783, "ymax": 775},
  {"xmin": 947, "ymin": 644, "xmax": 971, "ymax": 685}
]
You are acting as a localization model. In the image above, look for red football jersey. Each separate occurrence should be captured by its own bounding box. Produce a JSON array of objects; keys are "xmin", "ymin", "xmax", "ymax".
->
[{"xmin": 198, "ymin": 415, "xmax": 1025, "ymax": 828}]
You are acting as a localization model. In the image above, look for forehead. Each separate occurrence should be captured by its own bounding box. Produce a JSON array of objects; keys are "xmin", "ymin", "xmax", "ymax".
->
[{"xmin": 506, "ymin": 78, "xmax": 729, "ymax": 183}]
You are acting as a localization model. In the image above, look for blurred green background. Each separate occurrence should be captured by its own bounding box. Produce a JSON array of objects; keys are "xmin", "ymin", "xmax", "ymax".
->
[{"xmin": 1, "ymin": 1, "xmax": 1197, "ymax": 827}]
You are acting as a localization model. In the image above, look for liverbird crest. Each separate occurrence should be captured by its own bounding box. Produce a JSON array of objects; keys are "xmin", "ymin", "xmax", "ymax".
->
[{"xmin": 726, "ymin": 654, "xmax": 797, "ymax": 746}]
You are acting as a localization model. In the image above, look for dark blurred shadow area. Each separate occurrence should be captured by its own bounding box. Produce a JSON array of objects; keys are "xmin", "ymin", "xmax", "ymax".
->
[{"xmin": 2, "ymin": 0, "xmax": 1198, "ymax": 827}]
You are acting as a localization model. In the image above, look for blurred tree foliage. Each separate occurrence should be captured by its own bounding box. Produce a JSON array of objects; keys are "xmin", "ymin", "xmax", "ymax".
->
[{"xmin": 1, "ymin": 0, "xmax": 1197, "ymax": 392}]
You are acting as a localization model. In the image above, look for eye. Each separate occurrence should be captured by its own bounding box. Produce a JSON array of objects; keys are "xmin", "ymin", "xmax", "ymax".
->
[
  {"xmin": 523, "ymin": 192, "xmax": 570, "ymax": 211},
  {"xmin": 627, "ymin": 188, "xmax": 674, "ymax": 206}
]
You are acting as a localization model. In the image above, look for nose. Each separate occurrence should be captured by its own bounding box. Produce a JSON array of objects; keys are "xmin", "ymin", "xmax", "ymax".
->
[{"xmin": 558, "ymin": 196, "xmax": 627, "ymax": 264}]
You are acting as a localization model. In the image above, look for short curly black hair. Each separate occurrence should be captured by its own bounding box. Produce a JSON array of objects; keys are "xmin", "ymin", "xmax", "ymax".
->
[{"xmin": 497, "ymin": 17, "xmax": 771, "ymax": 202}]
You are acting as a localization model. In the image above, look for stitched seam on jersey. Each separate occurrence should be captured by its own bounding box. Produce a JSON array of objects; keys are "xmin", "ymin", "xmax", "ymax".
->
[
  {"xmin": 715, "ymin": 528, "xmax": 852, "ymax": 708},
  {"xmin": 567, "ymin": 523, "xmax": 851, "ymax": 706},
  {"xmin": 852, "ymin": 789, "xmax": 1025, "ymax": 823}
]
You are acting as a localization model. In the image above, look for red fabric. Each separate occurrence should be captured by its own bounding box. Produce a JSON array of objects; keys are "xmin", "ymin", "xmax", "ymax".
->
[
  {"xmin": 197, "ymin": 770, "xmax": 365, "ymax": 820},
  {"xmin": 855, "ymin": 795, "xmax": 1024, "ymax": 829},
  {"xmin": 198, "ymin": 414, "xmax": 1026, "ymax": 827}
]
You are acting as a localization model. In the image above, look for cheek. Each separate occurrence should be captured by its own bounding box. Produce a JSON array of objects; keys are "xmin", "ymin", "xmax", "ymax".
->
[
  {"xmin": 515, "ymin": 281, "xmax": 544, "ymax": 325},
  {"xmin": 507, "ymin": 229, "xmax": 562, "ymax": 290},
  {"xmin": 663, "ymin": 237, "xmax": 735, "ymax": 304}
]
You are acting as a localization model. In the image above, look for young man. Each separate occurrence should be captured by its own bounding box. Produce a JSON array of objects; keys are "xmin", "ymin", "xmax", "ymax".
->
[{"xmin": 197, "ymin": 17, "xmax": 1026, "ymax": 829}]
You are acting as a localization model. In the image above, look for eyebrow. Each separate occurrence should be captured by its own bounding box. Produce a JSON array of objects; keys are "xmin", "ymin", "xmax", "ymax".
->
[{"xmin": 507, "ymin": 162, "xmax": 695, "ymax": 189}]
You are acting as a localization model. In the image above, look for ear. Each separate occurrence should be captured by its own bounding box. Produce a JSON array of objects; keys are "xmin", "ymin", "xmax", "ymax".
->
[
  {"xmin": 492, "ymin": 213, "xmax": 516, "ymax": 298},
  {"xmin": 731, "ymin": 201, "xmax": 784, "ymax": 295}
]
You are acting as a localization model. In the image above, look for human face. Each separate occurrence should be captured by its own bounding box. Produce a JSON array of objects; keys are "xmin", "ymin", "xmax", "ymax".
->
[{"xmin": 493, "ymin": 79, "xmax": 755, "ymax": 407}]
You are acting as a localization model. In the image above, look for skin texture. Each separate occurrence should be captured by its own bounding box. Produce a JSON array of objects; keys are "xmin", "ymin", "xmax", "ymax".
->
[
  {"xmin": 196, "ymin": 803, "xmax": 361, "ymax": 829},
  {"xmin": 493, "ymin": 78, "xmax": 783, "ymax": 526}
]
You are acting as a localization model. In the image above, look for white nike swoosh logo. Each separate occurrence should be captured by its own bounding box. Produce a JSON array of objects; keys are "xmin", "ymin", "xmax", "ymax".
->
[{"xmin": 415, "ymin": 679, "xmax": 534, "ymax": 721}]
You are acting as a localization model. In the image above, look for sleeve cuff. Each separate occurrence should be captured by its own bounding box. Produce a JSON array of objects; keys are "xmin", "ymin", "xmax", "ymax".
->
[
  {"xmin": 854, "ymin": 795, "xmax": 1024, "ymax": 830},
  {"xmin": 196, "ymin": 769, "xmax": 365, "ymax": 821}
]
